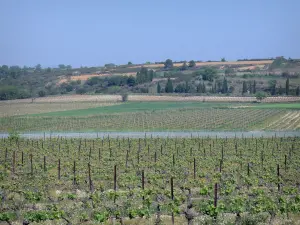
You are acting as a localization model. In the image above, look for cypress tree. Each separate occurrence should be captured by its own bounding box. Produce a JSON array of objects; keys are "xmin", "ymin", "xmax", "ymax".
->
[
  {"xmin": 157, "ymin": 82, "xmax": 161, "ymax": 93},
  {"xmin": 279, "ymin": 85, "xmax": 283, "ymax": 95},
  {"xmin": 214, "ymin": 82, "xmax": 217, "ymax": 93},
  {"xmin": 222, "ymin": 78, "xmax": 228, "ymax": 93},
  {"xmin": 165, "ymin": 78, "xmax": 173, "ymax": 93},
  {"xmin": 286, "ymin": 78, "xmax": 289, "ymax": 95},
  {"xmin": 197, "ymin": 83, "xmax": 202, "ymax": 93},
  {"xmin": 181, "ymin": 62, "xmax": 188, "ymax": 70},
  {"xmin": 185, "ymin": 81, "xmax": 189, "ymax": 93},
  {"xmin": 242, "ymin": 81, "xmax": 247, "ymax": 94},
  {"xmin": 271, "ymin": 82, "xmax": 276, "ymax": 96},
  {"xmin": 253, "ymin": 80, "xmax": 256, "ymax": 94},
  {"xmin": 202, "ymin": 82, "xmax": 206, "ymax": 93}
]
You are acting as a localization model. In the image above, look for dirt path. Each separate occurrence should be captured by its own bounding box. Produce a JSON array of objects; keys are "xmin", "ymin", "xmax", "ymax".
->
[{"xmin": 2, "ymin": 95, "xmax": 300, "ymax": 104}]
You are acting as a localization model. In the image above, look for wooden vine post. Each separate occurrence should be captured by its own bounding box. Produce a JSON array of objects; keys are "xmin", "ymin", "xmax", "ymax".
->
[
  {"xmin": 88, "ymin": 162, "xmax": 93, "ymax": 192},
  {"xmin": 58, "ymin": 159, "xmax": 61, "ymax": 180},
  {"xmin": 142, "ymin": 170, "xmax": 145, "ymax": 200},
  {"xmin": 214, "ymin": 183, "xmax": 218, "ymax": 208},
  {"xmin": 277, "ymin": 164, "xmax": 280, "ymax": 192},
  {"xmin": 193, "ymin": 158, "xmax": 196, "ymax": 179},
  {"xmin": 171, "ymin": 177, "xmax": 174, "ymax": 225},
  {"xmin": 114, "ymin": 164, "xmax": 117, "ymax": 203},
  {"xmin": 30, "ymin": 154, "xmax": 33, "ymax": 175},
  {"xmin": 12, "ymin": 151, "xmax": 16, "ymax": 174},
  {"xmin": 73, "ymin": 160, "xmax": 76, "ymax": 185},
  {"xmin": 43, "ymin": 156, "xmax": 46, "ymax": 172}
]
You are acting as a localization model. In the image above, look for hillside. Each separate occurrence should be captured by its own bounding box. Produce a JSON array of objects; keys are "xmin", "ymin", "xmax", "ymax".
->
[{"xmin": 1, "ymin": 57, "xmax": 300, "ymax": 100}]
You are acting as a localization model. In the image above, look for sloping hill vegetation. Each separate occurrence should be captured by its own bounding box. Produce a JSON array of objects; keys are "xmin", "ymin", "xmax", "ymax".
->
[{"xmin": 1, "ymin": 57, "xmax": 300, "ymax": 101}]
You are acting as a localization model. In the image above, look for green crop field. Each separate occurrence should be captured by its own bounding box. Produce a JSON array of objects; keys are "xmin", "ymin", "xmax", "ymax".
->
[
  {"xmin": 1, "ymin": 136, "xmax": 300, "ymax": 224},
  {"xmin": 26, "ymin": 102, "xmax": 300, "ymax": 117},
  {"xmin": 1, "ymin": 102, "xmax": 300, "ymax": 132},
  {"xmin": 28, "ymin": 102, "xmax": 237, "ymax": 117}
]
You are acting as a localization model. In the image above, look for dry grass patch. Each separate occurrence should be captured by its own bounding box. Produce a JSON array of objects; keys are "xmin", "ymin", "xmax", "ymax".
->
[{"xmin": 58, "ymin": 73, "xmax": 136, "ymax": 84}]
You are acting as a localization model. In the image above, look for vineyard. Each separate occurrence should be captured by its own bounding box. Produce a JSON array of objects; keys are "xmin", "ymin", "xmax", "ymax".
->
[
  {"xmin": 1, "ymin": 135, "xmax": 300, "ymax": 224},
  {"xmin": 0, "ymin": 102, "xmax": 118, "ymax": 117},
  {"xmin": 0, "ymin": 108, "xmax": 294, "ymax": 132}
]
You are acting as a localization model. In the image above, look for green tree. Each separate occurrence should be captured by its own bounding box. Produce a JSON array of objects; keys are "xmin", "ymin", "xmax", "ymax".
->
[
  {"xmin": 296, "ymin": 86, "xmax": 300, "ymax": 96},
  {"xmin": 199, "ymin": 67, "xmax": 218, "ymax": 81},
  {"xmin": 76, "ymin": 87, "xmax": 87, "ymax": 95},
  {"xmin": 127, "ymin": 76, "xmax": 136, "ymax": 86},
  {"xmin": 253, "ymin": 80, "xmax": 256, "ymax": 94},
  {"xmin": 286, "ymin": 78, "xmax": 289, "ymax": 95},
  {"xmin": 255, "ymin": 92, "xmax": 266, "ymax": 102},
  {"xmin": 35, "ymin": 64, "xmax": 42, "ymax": 72},
  {"xmin": 202, "ymin": 82, "xmax": 206, "ymax": 93},
  {"xmin": 196, "ymin": 83, "xmax": 202, "ymax": 93},
  {"xmin": 58, "ymin": 64, "xmax": 66, "ymax": 69},
  {"xmin": 222, "ymin": 78, "xmax": 228, "ymax": 93},
  {"xmin": 165, "ymin": 78, "xmax": 173, "ymax": 93},
  {"xmin": 157, "ymin": 82, "xmax": 161, "ymax": 93},
  {"xmin": 136, "ymin": 67, "xmax": 153, "ymax": 84},
  {"xmin": 269, "ymin": 56, "xmax": 287, "ymax": 70},
  {"xmin": 0, "ymin": 85, "xmax": 19, "ymax": 100},
  {"xmin": 278, "ymin": 85, "xmax": 283, "ymax": 95},
  {"xmin": 164, "ymin": 59, "xmax": 173, "ymax": 69},
  {"xmin": 148, "ymin": 70, "xmax": 154, "ymax": 81},
  {"xmin": 242, "ymin": 81, "xmax": 247, "ymax": 94},
  {"xmin": 188, "ymin": 60, "xmax": 196, "ymax": 68},
  {"xmin": 214, "ymin": 82, "xmax": 217, "ymax": 93},
  {"xmin": 224, "ymin": 67, "xmax": 234, "ymax": 75},
  {"xmin": 38, "ymin": 90, "xmax": 46, "ymax": 97},
  {"xmin": 185, "ymin": 81, "xmax": 189, "ymax": 93},
  {"xmin": 269, "ymin": 80, "xmax": 277, "ymax": 95},
  {"xmin": 181, "ymin": 61, "xmax": 188, "ymax": 70},
  {"xmin": 128, "ymin": 62, "xmax": 133, "ymax": 65},
  {"xmin": 175, "ymin": 83, "xmax": 186, "ymax": 93},
  {"xmin": 221, "ymin": 57, "xmax": 226, "ymax": 62},
  {"xmin": 121, "ymin": 93, "xmax": 128, "ymax": 102}
]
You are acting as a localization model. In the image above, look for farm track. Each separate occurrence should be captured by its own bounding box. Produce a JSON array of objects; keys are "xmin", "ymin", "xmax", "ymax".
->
[{"xmin": 2, "ymin": 95, "xmax": 300, "ymax": 104}]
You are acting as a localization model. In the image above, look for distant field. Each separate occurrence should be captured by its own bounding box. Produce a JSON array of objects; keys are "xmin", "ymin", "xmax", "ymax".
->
[
  {"xmin": 0, "ymin": 108, "xmax": 287, "ymax": 132},
  {"xmin": 2, "ymin": 95, "xmax": 121, "ymax": 103},
  {"xmin": 129, "ymin": 60, "xmax": 273, "ymax": 69},
  {"xmin": 25, "ymin": 102, "xmax": 300, "ymax": 117},
  {"xmin": 1, "ymin": 101, "xmax": 300, "ymax": 132},
  {"xmin": 0, "ymin": 102, "xmax": 119, "ymax": 117},
  {"xmin": 28, "ymin": 102, "xmax": 238, "ymax": 117}
]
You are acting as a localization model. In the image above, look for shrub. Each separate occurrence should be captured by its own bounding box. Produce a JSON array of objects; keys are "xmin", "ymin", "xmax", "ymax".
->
[
  {"xmin": 38, "ymin": 90, "xmax": 46, "ymax": 97},
  {"xmin": 122, "ymin": 93, "xmax": 128, "ymax": 102},
  {"xmin": 76, "ymin": 88, "xmax": 87, "ymax": 95},
  {"xmin": 255, "ymin": 92, "xmax": 267, "ymax": 102}
]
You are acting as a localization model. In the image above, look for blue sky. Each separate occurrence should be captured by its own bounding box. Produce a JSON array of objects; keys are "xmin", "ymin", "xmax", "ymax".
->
[{"xmin": 0, "ymin": 0, "xmax": 299, "ymax": 68}]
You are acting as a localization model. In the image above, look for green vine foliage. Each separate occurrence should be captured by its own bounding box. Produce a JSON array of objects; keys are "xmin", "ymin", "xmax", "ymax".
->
[{"xmin": 0, "ymin": 136, "xmax": 299, "ymax": 223}]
